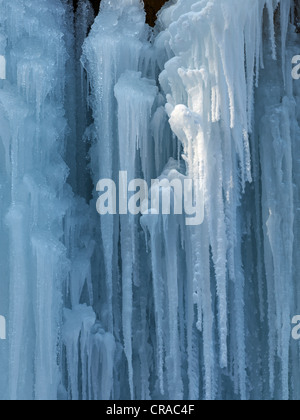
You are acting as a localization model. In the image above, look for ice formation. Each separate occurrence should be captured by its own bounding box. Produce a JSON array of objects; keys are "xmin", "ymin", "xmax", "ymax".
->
[{"xmin": 0, "ymin": 0, "xmax": 299, "ymax": 401}]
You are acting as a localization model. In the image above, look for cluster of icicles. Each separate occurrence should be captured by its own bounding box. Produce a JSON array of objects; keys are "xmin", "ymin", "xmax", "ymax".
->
[{"xmin": 0, "ymin": 0, "xmax": 299, "ymax": 400}]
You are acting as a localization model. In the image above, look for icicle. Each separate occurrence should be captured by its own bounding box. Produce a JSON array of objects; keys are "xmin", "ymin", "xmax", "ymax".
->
[
  {"xmin": 82, "ymin": 0, "xmax": 149, "ymax": 337},
  {"xmin": 114, "ymin": 70, "xmax": 158, "ymax": 398}
]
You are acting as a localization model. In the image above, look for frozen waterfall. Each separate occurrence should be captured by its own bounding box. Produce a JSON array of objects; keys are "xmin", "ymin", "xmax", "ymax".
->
[{"xmin": 0, "ymin": 0, "xmax": 299, "ymax": 401}]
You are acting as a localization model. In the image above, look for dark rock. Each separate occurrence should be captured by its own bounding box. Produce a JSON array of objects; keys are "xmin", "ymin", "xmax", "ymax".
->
[
  {"xmin": 73, "ymin": 0, "xmax": 168, "ymax": 27},
  {"xmin": 143, "ymin": 0, "xmax": 169, "ymax": 26}
]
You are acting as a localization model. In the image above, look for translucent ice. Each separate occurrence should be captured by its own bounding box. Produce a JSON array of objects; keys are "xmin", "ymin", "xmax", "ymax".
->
[{"xmin": 0, "ymin": 0, "xmax": 299, "ymax": 402}]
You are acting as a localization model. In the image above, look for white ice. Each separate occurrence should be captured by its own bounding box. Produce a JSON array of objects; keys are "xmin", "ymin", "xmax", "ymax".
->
[{"xmin": 0, "ymin": 0, "xmax": 299, "ymax": 401}]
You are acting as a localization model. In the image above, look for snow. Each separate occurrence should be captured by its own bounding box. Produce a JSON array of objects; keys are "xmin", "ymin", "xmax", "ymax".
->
[{"xmin": 0, "ymin": 0, "xmax": 299, "ymax": 401}]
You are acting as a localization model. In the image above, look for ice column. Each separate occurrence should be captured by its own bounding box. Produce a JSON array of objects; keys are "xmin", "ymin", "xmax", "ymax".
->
[
  {"xmin": 144, "ymin": 0, "xmax": 297, "ymax": 400},
  {"xmin": 0, "ymin": 0, "xmax": 71, "ymax": 400},
  {"xmin": 82, "ymin": 0, "xmax": 150, "ymax": 338}
]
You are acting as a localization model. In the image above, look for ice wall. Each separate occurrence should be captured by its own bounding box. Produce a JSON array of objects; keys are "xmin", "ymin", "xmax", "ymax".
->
[
  {"xmin": 0, "ymin": 0, "xmax": 71, "ymax": 399},
  {"xmin": 150, "ymin": 0, "xmax": 299, "ymax": 400},
  {"xmin": 82, "ymin": 0, "xmax": 300, "ymax": 400},
  {"xmin": 0, "ymin": 0, "xmax": 299, "ymax": 401},
  {"xmin": 0, "ymin": 0, "xmax": 108, "ymax": 401}
]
